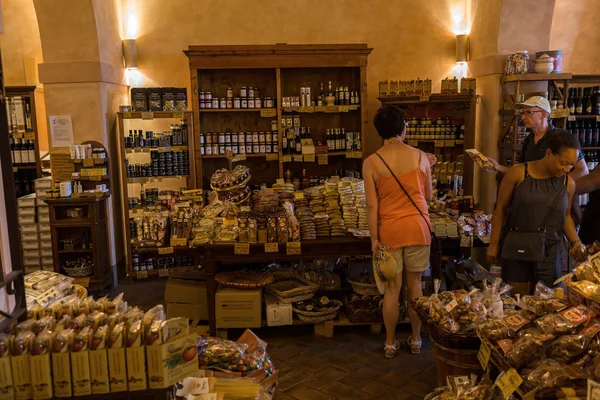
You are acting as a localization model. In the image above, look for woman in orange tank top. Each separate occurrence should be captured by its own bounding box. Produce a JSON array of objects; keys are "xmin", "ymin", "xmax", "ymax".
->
[{"xmin": 363, "ymin": 106, "xmax": 433, "ymax": 358}]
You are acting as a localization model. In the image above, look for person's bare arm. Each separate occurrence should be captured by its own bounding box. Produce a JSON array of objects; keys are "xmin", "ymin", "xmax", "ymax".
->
[
  {"xmin": 575, "ymin": 167, "xmax": 600, "ymax": 194},
  {"xmin": 488, "ymin": 158, "xmax": 510, "ymax": 175},
  {"xmin": 363, "ymin": 159, "xmax": 380, "ymax": 252},
  {"xmin": 422, "ymin": 151, "xmax": 432, "ymax": 202},
  {"xmin": 569, "ymin": 158, "xmax": 589, "ymax": 180},
  {"xmin": 564, "ymin": 177, "xmax": 580, "ymax": 244},
  {"xmin": 487, "ymin": 164, "xmax": 522, "ymax": 262}
]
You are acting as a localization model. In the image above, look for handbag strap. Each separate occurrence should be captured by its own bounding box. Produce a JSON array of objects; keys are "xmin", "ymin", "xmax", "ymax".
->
[{"xmin": 374, "ymin": 152, "xmax": 433, "ymax": 234}]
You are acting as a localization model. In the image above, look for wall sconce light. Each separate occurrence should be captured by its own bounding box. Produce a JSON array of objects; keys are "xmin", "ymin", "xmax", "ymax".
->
[
  {"xmin": 456, "ymin": 34, "xmax": 469, "ymax": 63},
  {"xmin": 123, "ymin": 39, "xmax": 138, "ymax": 69}
]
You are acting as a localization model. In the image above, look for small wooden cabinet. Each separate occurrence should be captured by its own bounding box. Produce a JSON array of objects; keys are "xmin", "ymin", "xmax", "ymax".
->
[{"xmin": 45, "ymin": 196, "xmax": 112, "ymax": 292}]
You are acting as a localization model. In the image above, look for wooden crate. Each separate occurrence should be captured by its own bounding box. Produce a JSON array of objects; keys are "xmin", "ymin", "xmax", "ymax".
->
[{"xmin": 314, "ymin": 311, "xmax": 382, "ymax": 338}]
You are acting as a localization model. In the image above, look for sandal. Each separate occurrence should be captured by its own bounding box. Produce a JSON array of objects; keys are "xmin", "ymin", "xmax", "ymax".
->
[
  {"xmin": 384, "ymin": 341, "xmax": 400, "ymax": 359},
  {"xmin": 407, "ymin": 337, "xmax": 422, "ymax": 355}
]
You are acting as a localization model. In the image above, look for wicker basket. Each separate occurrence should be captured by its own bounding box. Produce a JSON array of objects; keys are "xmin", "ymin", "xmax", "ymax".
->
[
  {"xmin": 296, "ymin": 313, "xmax": 338, "ymax": 324},
  {"xmin": 347, "ymin": 278, "xmax": 380, "ymax": 296},
  {"xmin": 216, "ymin": 271, "xmax": 274, "ymax": 289},
  {"xmin": 62, "ymin": 265, "xmax": 93, "ymax": 277},
  {"xmin": 293, "ymin": 299, "xmax": 343, "ymax": 316},
  {"xmin": 265, "ymin": 272, "xmax": 319, "ymax": 303}
]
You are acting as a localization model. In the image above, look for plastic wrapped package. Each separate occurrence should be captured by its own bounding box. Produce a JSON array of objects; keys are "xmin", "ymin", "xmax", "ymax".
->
[
  {"xmin": 570, "ymin": 280, "xmax": 600, "ymax": 302},
  {"xmin": 215, "ymin": 223, "xmax": 239, "ymax": 243},
  {"xmin": 506, "ymin": 335, "xmax": 548, "ymax": 369},
  {"xmin": 478, "ymin": 319, "xmax": 514, "ymax": 342},
  {"xmin": 574, "ymin": 262, "xmax": 600, "ymax": 284},
  {"xmin": 535, "ymin": 313, "xmax": 576, "ymax": 335},
  {"xmin": 547, "ymin": 334, "xmax": 589, "ymax": 363},
  {"xmin": 197, "ymin": 336, "xmax": 247, "ymax": 367},
  {"xmin": 283, "ymin": 201, "xmax": 300, "ymax": 242}
]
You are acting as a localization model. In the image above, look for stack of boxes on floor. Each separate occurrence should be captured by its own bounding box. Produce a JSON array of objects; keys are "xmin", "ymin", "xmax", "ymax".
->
[{"xmin": 17, "ymin": 177, "xmax": 53, "ymax": 273}]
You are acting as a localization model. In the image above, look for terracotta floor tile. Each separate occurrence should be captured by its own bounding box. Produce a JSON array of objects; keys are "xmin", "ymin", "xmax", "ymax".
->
[
  {"xmin": 361, "ymin": 381, "xmax": 416, "ymax": 400},
  {"xmin": 285, "ymin": 355, "xmax": 329, "ymax": 374},
  {"xmin": 376, "ymin": 366, "xmax": 421, "ymax": 389},
  {"xmin": 285, "ymin": 384, "xmax": 337, "ymax": 400},
  {"xmin": 302, "ymin": 367, "xmax": 349, "ymax": 390},
  {"xmin": 277, "ymin": 368, "xmax": 313, "ymax": 392},
  {"xmin": 322, "ymin": 382, "xmax": 369, "ymax": 400},
  {"xmin": 338, "ymin": 366, "xmax": 382, "ymax": 389}
]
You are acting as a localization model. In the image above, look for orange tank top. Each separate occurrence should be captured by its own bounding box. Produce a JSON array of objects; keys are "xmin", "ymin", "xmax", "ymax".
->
[{"xmin": 368, "ymin": 155, "xmax": 432, "ymax": 249}]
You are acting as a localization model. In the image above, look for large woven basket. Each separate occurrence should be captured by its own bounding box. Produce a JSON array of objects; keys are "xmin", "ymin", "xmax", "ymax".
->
[
  {"xmin": 293, "ymin": 299, "xmax": 343, "ymax": 317},
  {"xmin": 347, "ymin": 278, "xmax": 380, "ymax": 296},
  {"xmin": 216, "ymin": 270, "xmax": 274, "ymax": 289},
  {"xmin": 62, "ymin": 265, "xmax": 93, "ymax": 277},
  {"xmin": 296, "ymin": 313, "xmax": 338, "ymax": 324},
  {"xmin": 265, "ymin": 272, "xmax": 319, "ymax": 303}
]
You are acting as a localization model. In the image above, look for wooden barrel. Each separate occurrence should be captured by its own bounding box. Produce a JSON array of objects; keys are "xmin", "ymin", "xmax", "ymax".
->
[{"xmin": 431, "ymin": 336, "xmax": 483, "ymax": 386}]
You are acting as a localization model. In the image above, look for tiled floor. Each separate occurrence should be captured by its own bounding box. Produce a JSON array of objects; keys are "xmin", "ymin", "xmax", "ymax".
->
[{"xmin": 113, "ymin": 280, "xmax": 438, "ymax": 400}]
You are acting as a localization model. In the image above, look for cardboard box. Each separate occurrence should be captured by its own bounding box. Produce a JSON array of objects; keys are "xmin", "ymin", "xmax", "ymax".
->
[
  {"xmin": 23, "ymin": 249, "xmax": 40, "ymax": 258},
  {"xmin": 126, "ymin": 347, "xmax": 147, "ymax": 391},
  {"xmin": 165, "ymin": 278, "xmax": 207, "ymax": 305},
  {"xmin": 18, "ymin": 214, "xmax": 36, "ymax": 224},
  {"xmin": 18, "ymin": 207, "xmax": 36, "ymax": 217},
  {"xmin": 167, "ymin": 303, "xmax": 209, "ymax": 321},
  {"xmin": 89, "ymin": 349, "xmax": 109, "ymax": 394},
  {"xmin": 23, "ymin": 257, "xmax": 41, "ymax": 267},
  {"xmin": 34, "ymin": 177, "xmax": 52, "ymax": 190},
  {"xmin": 22, "ymin": 241, "xmax": 40, "ymax": 250},
  {"xmin": 107, "ymin": 348, "xmax": 127, "ymax": 392},
  {"xmin": 215, "ymin": 287, "xmax": 262, "ymax": 328},
  {"xmin": 18, "ymin": 194, "xmax": 36, "ymax": 208},
  {"xmin": 37, "ymin": 206, "xmax": 49, "ymax": 215},
  {"xmin": 52, "ymin": 352, "xmax": 72, "ymax": 397},
  {"xmin": 38, "ymin": 223, "xmax": 51, "ymax": 233},
  {"xmin": 25, "ymin": 267, "xmax": 41, "ymax": 274},
  {"xmin": 0, "ymin": 356, "xmax": 15, "ymax": 400},
  {"xmin": 39, "ymin": 232, "xmax": 51, "ymax": 241},
  {"xmin": 11, "ymin": 354, "xmax": 32, "ymax": 399},
  {"xmin": 20, "ymin": 223, "xmax": 38, "ymax": 233},
  {"xmin": 71, "ymin": 351, "xmax": 91, "ymax": 396},
  {"xmin": 36, "ymin": 197, "xmax": 47, "ymax": 206},
  {"xmin": 264, "ymin": 294, "xmax": 293, "ymax": 326},
  {"xmin": 41, "ymin": 256, "xmax": 54, "ymax": 266},
  {"xmin": 30, "ymin": 353, "xmax": 53, "ymax": 399},
  {"xmin": 40, "ymin": 248, "xmax": 53, "ymax": 258},
  {"xmin": 40, "ymin": 241, "xmax": 52, "ymax": 250},
  {"xmin": 146, "ymin": 332, "xmax": 198, "ymax": 389},
  {"xmin": 38, "ymin": 214, "xmax": 50, "ymax": 224},
  {"xmin": 21, "ymin": 232, "xmax": 38, "ymax": 243}
]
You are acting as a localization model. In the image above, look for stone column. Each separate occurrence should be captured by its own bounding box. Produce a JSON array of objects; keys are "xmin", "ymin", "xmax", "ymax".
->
[{"xmin": 34, "ymin": 0, "xmax": 128, "ymax": 284}]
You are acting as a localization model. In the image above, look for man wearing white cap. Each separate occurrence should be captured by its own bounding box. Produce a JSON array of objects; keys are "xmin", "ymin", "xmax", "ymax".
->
[{"xmin": 489, "ymin": 96, "xmax": 588, "ymax": 177}]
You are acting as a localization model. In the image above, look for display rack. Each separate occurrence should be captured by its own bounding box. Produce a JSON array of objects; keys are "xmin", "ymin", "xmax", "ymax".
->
[
  {"xmin": 6, "ymin": 86, "xmax": 43, "ymax": 197},
  {"xmin": 378, "ymin": 94, "xmax": 478, "ymax": 196},
  {"xmin": 116, "ymin": 111, "xmax": 199, "ymax": 281},
  {"xmin": 498, "ymin": 73, "xmax": 572, "ymax": 167},
  {"xmin": 183, "ymin": 44, "xmax": 372, "ymax": 189},
  {"xmin": 45, "ymin": 195, "xmax": 112, "ymax": 293}
]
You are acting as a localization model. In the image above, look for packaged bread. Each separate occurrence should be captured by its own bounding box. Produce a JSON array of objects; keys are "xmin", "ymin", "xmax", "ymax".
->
[
  {"xmin": 108, "ymin": 322, "xmax": 125, "ymax": 349},
  {"xmin": 90, "ymin": 325, "xmax": 108, "ymax": 351},
  {"xmin": 70, "ymin": 313, "xmax": 88, "ymax": 332},
  {"xmin": 126, "ymin": 320, "xmax": 143, "ymax": 348},
  {"xmin": 27, "ymin": 303, "xmax": 43, "ymax": 320},
  {"xmin": 0, "ymin": 334, "xmax": 10, "ymax": 358},
  {"xmin": 87, "ymin": 311, "xmax": 106, "ymax": 332},
  {"xmin": 52, "ymin": 329, "xmax": 74, "ymax": 353},
  {"xmin": 33, "ymin": 316, "xmax": 56, "ymax": 335},
  {"xmin": 146, "ymin": 320, "xmax": 163, "ymax": 346},
  {"xmin": 32, "ymin": 330, "xmax": 52, "ymax": 356},
  {"xmin": 72, "ymin": 326, "xmax": 91, "ymax": 352}
]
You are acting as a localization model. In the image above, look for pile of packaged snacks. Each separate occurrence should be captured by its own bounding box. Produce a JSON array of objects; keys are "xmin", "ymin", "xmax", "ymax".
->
[
  {"xmin": 415, "ymin": 278, "xmax": 515, "ymax": 334},
  {"xmin": 424, "ymin": 374, "xmax": 504, "ymax": 400},
  {"xmin": 24, "ymin": 271, "xmax": 76, "ymax": 311},
  {"xmin": 477, "ymin": 282, "xmax": 600, "ymax": 396},
  {"xmin": 567, "ymin": 251, "xmax": 600, "ymax": 302},
  {"xmin": 197, "ymin": 333, "xmax": 274, "ymax": 376}
]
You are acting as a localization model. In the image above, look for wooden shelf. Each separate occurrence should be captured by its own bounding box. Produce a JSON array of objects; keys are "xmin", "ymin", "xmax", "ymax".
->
[
  {"xmin": 582, "ymin": 147, "xmax": 600, "ymax": 150},
  {"xmin": 132, "ymin": 245, "xmax": 196, "ymax": 255},
  {"xmin": 80, "ymin": 175, "xmax": 109, "ymax": 181},
  {"xmin": 133, "ymin": 266, "xmax": 200, "ymax": 279},
  {"xmin": 502, "ymin": 73, "xmax": 573, "ymax": 82},
  {"xmin": 125, "ymin": 146, "xmax": 189, "ymax": 153},
  {"xmin": 127, "ymin": 175, "xmax": 189, "ymax": 184},
  {"xmin": 12, "ymin": 165, "xmax": 37, "ymax": 171},
  {"xmin": 198, "ymin": 108, "xmax": 269, "ymax": 113},
  {"xmin": 567, "ymin": 115, "xmax": 600, "ymax": 120},
  {"xmin": 379, "ymin": 94, "xmax": 475, "ymax": 104},
  {"xmin": 201, "ymin": 153, "xmax": 278, "ymax": 159},
  {"xmin": 281, "ymin": 105, "xmax": 360, "ymax": 113},
  {"xmin": 119, "ymin": 111, "xmax": 191, "ymax": 119},
  {"xmin": 58, "ymin": 249, "xmax": 93, "ymax": 254},
  {"xmin": 73, "ymin": 158, "xmax": 107, "ymax": 164}
]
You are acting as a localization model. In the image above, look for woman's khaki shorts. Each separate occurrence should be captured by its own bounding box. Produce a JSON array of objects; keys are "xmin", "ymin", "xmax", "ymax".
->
[{"xmin": 388, "ymin": 245, "xmax": 430, "ymax": 274}]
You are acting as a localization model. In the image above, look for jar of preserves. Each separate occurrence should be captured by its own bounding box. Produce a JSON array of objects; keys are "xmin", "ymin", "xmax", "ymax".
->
[
  {"xmin": 255, "ymin": 98, "xmax": 262, "ymax": 108},
  {"xmin": 211, "ymin": 98, "xmax": 219, "ymax": 109},
  {"xmin": 248, "ymin": 87, "xmax": 255, "ymax": 98},
  {"xmin": 240, "ymin": 86, "xmax": 247, "ymax": 98},
  {"xmin": 234, "ymin": 98, "xmax": 241, "ymax": 108},
  {"xmin": 219, "ymin": 98, "xmax": 226, "ymax": 109},
  {"xmin": 241, "ymin": 98, "xmax": 248, "ymax": 109},
  {"xmin": 199, "ymin": 92, "xmax": 205, "ymax": 101},
  {"xmin": 205, "ymin": 92, "xmax": 213, "ymax": 101},
  {"xmin": 226, "ymin": 87, "xmax": 233, "ymax": 98},
  {"xmin": 248, "ymin": 98, "xmax": 255, "ymax": 109},
  {"xmin": 226, "ymin": 98, "xmax": 233, "ymax": 109}
]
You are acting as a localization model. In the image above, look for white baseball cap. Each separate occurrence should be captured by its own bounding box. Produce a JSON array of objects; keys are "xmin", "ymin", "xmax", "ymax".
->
[{"xmin": 516, "ymin": 96, "xmax": 551, "ymax": 114}]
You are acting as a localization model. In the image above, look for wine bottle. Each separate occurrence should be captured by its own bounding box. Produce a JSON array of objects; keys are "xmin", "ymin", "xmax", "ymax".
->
[{"xmin": 576, "ymin": 88, "xmax": 583, "ymax": 115}]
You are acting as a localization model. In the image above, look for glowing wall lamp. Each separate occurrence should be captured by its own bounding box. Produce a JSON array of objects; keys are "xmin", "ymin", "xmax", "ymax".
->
[
  {"xmin": 456, "ymin": 34, "xmax": 469, "ymax": 63},
  {"xmin": 123, "ymin": 39, "xmax": 138, "ymax": 69}
]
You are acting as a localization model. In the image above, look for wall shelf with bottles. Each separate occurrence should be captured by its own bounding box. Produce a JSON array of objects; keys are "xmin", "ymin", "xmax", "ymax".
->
[
  {"xmin": 184, "ymin": 44, "xmax": 372, "ymax": 190},
  {"xmin": 377, "ymin": 95, "xmax": 477, "ymax": 196},
  {"xmin": 116, "ymin": 111, "xmax": 197, "ymax": 280},
  {"xmin": 7, "ymin": 86, "xmax": 42, "ymax": 198}
]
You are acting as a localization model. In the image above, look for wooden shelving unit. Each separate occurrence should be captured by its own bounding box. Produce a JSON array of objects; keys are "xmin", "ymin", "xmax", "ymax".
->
[
  {"xmin": 378, "ymin": 94, "xmax": 478, "ymax": 196},
  {"xmin": 498, "ymin": 73, "xmax": 573, "ymax": 167},
  {"xmin": 45, "ymin": 196, "xmax": 112, "ymax": 293},
  {"xmin": 116, "ymin": 111, "xmax": 198, "ymax": 280},
  {"xmin": 183, "ymin": 44, "xmax": 373, "ymax": 189}
]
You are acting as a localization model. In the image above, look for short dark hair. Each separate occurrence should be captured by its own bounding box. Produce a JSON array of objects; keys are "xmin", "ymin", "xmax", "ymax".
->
[
  {"xmin": 373, "ymin": 105, "xmax": 405, "ymax": 139},
  {"xmin": 547, "ymin": 131, "xmax": 580, "ymax": 155}
]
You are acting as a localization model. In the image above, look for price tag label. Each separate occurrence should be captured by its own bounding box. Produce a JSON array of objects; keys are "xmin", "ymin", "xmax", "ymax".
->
[
  {"xmin": 568, "ymin": 115, "xmax": 577, "ymax": 122},
  {"xmin": 266, "ymin": 153, "xmax": 279, "ymax": 161},
  {"xmin": 260, "ymin": 109, "xmax": 277, "ymax": 118},
  {"xmin": 455, "ymin": 140, "xmax": 464, "ymax": 145},
  {"xmin": 597, "ymin": 116, "xmax": 600, "ymax": 123},
  {"xmin": 298, "ymin": 106, "xmax": 314, "ymax": 113},
  {"xmin": 478, "ymin": 341, "xmax": 491, "ymax": 368},
  {"xmin": 240, "ymin": 206, "xmax": 251, "ymax": 212},
  {"xmin": 419, "ymin": 95, "xmax": 430, "ymax": 102},
  {"xmin": 460, "ymin": 235, "xmax": 474, "ymax": 247},
  {"xmin": 318, "ymin": 154, "xmax": 328, "ymax": 165},
  {"xmin": 294, "ymin": 192, "xmax": 304, "ymax": 200},
  {"xmin": 89, "ymin": 176, "xmax": 102, "ymax": 181},
  {"xmin": 158, "ymin": 269, "xmax": 170, "ymax": 278},
  {"xmin": 142, "ymin": 148, "xmax": 151, "ymax": 153},
  {"xmin": 24, "ymin": 132, "xmax": 35, "ymax": 140},
  {"xmin": 136, "ymin": 271, "xmax": 148, "ymax": 280},
  {"xmin": 234, "ymin": 243, "xmax": 250, "ymax": 255},
  {"xmin": 286, "ymin": 242, "xmax": 301, "ymax": 255},
  {"xmin": 407, "ymin": 140, "xmax": 419, "ymax": 147},
  {"xmin": 338, "ymin": 106, "xmax": 349, "ymax": 112},
  {"xmin": 345, "ymin": 151, "xmax": 353, "ymax": 158},
  {"xmin": 325, "ymin": 106, "xmax": 338, "ymax": 113},
  {"xmin": 264, "ymin": 242, "xmax": 279, "ymax": 253},
  {"xmin": 158, "ymin": 246, "xmax": 174, "ymax": 255},
  {"xmin": 73, "ymin": 277, "xmax": 91, "ymax": 287},
  {"xmin": 282, "ymin": 155, "xmax": 292, "ymax": 163},
  {"xmin": 12, "ymin": 167, "xmax": 18, "ymax": 172},
  {"xmin": 123, "ymin": 112, "xmax": 132, "ymax": 119},
  {"xmin": 173, "ymin": 111, "xmax": 184, "ymax": 119},
  {"xmin": 496, "ymin": 368, "xmax": 523, "ymax": 398},
  {"xmin": 303, "ymin": 154, "xmax": 315, "ymax": 162},
  {"xmin": 444, "ymin": 140, "xmax": 455, "ymax": 147},
  {"xmin": 587, "ymin": 379, "xmax": 600, "ymax": 400},
  {"xmin": 13, "ymin": 132, "xmax": 23, "ymax": 139},
  {"xmin": 445, "ymin": 299, "xmax": 458, "ymax": 313},
  {"xmin": 126, "ymin": 149, "xmax": 133, "ymax": 153},
  {"xmin": 434, "ymin": 140, "xmax": 444, "ymax": 148},
  {"xmin": 83, "ymin": 158, "xmax": 94, "ymax": 167},
  {"xmin": 293, "ymin": 155, "xmax": 303, "ymax": 162},
  {"xmin": 232, "ymin": 154, "xmax": 247, "ymax": 162},
  {"xmin": 314, "ymin": 106, "xmax": 327, "ymax": 112},
  {"xmin": 141, "ymin": 112, "xmax": 154, "ymax": 120},
  {"xmin": 352, "ymin": 151, "xmax": 363, "ymax": 159}
]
